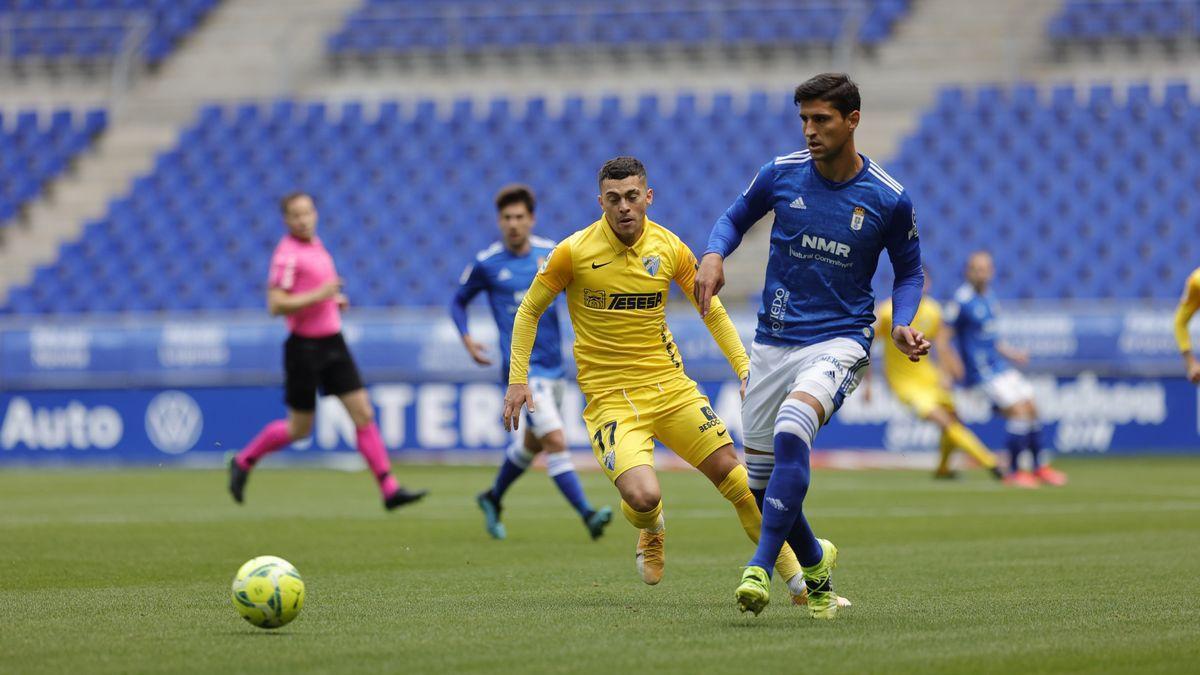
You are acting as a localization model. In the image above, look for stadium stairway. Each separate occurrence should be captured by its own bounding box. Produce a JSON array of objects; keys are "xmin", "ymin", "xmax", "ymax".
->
[{"xmin": 0, "ymin": 0, "xmax": 361, "ymax": 301}]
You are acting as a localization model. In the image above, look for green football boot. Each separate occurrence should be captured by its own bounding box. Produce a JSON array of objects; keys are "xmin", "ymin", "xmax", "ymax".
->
[
  {"xmin": 802, "ymin": 538, "xmax": 841, "ymax": 620},
  {"xmin": 735, "ymin": 565, "xmax": 771, "ymax": 616}
]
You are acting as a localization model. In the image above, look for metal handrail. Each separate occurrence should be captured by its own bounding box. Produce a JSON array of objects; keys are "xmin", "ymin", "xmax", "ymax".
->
[{"xmin": 0, "ymin": 9, "xmax": 152, "ymax": 112}]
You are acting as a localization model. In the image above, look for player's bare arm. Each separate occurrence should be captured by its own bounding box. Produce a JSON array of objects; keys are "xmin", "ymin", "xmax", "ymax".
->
[
  {"xmin": 267, "ymin": 279, "xmax": 341, "ymax": 316},
  {"xmin": 460, "ymin": 334, "xmax": 494, "ymax": 366},
  {"xmin": 996, "ymin": 342, "xmax": 1029, "ymax": 367}
]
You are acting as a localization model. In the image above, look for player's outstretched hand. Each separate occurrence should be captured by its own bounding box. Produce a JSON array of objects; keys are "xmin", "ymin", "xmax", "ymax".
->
[
  {"xmin": 335, "ymin": 293, "xmax": 349, "ymax": 311},
  {"xmin": 503, "ymin": 383, "xmax": 535, "ymax": 431},
  {"xmin": 462, "ymin": 335, "xmax": 494, "ymax": 366},
  {"xmin": 892, "ymin": 325, "xmax": 931, "ymax": 362},
  {"xmin": 694, "ymin": 253, "xmax": 726, "ymax": 318}
]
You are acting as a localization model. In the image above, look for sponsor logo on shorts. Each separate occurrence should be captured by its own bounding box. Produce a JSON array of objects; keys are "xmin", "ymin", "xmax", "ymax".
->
[{"xmin": 697, "ymin": 405, "xmax": 723, "ymax": 432}]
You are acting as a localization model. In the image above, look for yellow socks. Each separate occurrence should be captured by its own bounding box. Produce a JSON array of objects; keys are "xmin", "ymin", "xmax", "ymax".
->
[
  {"xmin": 945, "ymin": 422, "xmax": 998, "ymax": 469},
  {"xmin": 717, "ymin": 465, "xmax": 803, "ymax": 583},
  {"xmin": 936, "ymin": 432, "xmax": 954, "ymax": 474},
  {"xmin": 620, "ymin": 499, "xmax": 663, "ymax": 531}
]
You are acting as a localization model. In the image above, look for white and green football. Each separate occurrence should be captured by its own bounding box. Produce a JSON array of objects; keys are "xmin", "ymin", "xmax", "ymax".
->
[{"xmin": 230, "ymin": 556, "xmax": 305, "ymax": 629}]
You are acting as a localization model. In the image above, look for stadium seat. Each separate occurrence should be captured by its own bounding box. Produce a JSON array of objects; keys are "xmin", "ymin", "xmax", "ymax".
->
[
  {"xmin": 872, "ymin": 82, "xmax": 1198, "ymax": 302},
  {"xmin": 8, "ymin": 82, "xmax": 1195, "ymax": 315},
  {"xmin": 0, "ymin": 106, "xmax": 107, "ymax": 230},
  {"xmin": 1048, "ymin": 0, "xmax": 1200, "ymax": 42},
  {"xmin": 326, "ymin": 0, "xmax": 913, "ymax": 56},
  {"xmin": 0, "ymin": 0, "xmax": 218, "ymax": 64}
]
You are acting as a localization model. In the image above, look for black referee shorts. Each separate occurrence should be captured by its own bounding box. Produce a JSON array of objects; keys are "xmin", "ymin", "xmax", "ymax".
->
[{"xmin": 283, "ymin": 332, "xmax": 365, "ymax": 412}]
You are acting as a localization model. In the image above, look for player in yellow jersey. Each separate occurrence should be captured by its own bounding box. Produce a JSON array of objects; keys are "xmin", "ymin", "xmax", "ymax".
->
[
  {"xmin": 502, "ymin": 157, "xmax": 836, "ymax": 605},
  {"xmin": 868, "ymin": 270, "xmax": 1003, "ymax": 481},
  {"xmin": 1174, "ymin": 267, "xmax": 1200, "ymax": 384}
]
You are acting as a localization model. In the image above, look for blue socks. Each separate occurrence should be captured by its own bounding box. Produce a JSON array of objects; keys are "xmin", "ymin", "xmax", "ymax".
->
[
  {"xmin": 1005, "ymin": 418, "xmax": 1044, "ymax": 472},
  {"xmin": 545, "ymin": 451, "xmax": 592, "ymax": 518},
  {"xmin": 1026, "ymin": 423, "xmax": 1044, "ymax": 469},
  {"xmin": 493, "ymin": 445, "xmax": 592, "ymax": 518},
  {"xmin": 1005, "ymin": 418, "xmax": 1030, "ymax": 473},
  {"xmin": 747, "ymin": 399, "xmax": 823, "ymax": 575},
  {"xmin": 491, "ymin": 444, "xmax": 534, "ymax": 500}
]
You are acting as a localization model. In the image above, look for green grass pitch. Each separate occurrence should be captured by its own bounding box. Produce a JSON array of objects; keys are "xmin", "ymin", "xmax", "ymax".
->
[{"xmin": 2, "ymin": 457, "xmax": 1198, "ymax": 674}]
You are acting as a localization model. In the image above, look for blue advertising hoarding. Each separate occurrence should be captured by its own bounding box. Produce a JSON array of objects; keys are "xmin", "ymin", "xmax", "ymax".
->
[
  {"xmin": 1, "ymin": 374, "xmax": 1194, "ymax": 465},
  {"xmin": 0, "ymin": 307, "xmax": 1196, "ymax": 464}
]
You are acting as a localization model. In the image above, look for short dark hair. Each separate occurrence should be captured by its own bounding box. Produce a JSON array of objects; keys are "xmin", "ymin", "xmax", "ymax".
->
[
  {"xmin": 494, "ymin": 183, "xmax": 536, "ymax": 214},
  {"xmin": 279, "ymin": 191, "xmax": 312, "ymax": 214},
  {"xmin": 794, "ymin": 73, "xmax": 861, "ymax": 117},
  {"xmin": 597, "ymin": 156, "xmax": 647, "ymax": 188}
]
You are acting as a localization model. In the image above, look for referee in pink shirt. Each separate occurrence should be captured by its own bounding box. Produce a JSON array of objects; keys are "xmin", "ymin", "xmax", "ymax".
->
[{"xmin": 229, "ymin": 192, "xmax": 426, "ymax": 510}]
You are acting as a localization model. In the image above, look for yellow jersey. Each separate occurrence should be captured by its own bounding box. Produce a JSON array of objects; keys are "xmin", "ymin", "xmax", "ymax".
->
[
  {"xmin": 509, "ymin": 216, "xmax": 749, "ymax": 394},
  {"xmin": 1174, "ymin": 267, "xmax": 1200, "ymax": 353},
  {"xmin": 878, "ymin": 296, "xmax": 943, "ymax": 388}
]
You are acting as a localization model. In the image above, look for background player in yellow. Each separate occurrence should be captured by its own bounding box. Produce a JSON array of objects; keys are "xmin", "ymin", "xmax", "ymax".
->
[
  {"xmin": 502, "ymin": 156, "xmax": 826, "ymax": 605},
  {"xmin": 1174, "ymin": 267, "xmax": 1200, "ymax": 384},
  {"xmin": 867, "ymin": 270, "xmax": 1003, "ymax": 481}
]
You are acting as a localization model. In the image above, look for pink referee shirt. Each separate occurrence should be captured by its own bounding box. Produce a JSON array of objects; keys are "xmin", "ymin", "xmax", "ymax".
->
[{"xmin": 268, "ymin": 234, "xmax": 341, "ymax": 338}]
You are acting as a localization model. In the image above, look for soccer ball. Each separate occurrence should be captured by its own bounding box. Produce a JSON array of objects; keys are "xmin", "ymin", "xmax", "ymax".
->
[{"xmin": 230, "ymin": 555, "xmax": 305, "ymax": 629}]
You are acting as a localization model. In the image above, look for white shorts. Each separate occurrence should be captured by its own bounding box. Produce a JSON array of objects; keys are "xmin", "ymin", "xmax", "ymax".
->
[
  {"xmin": 741, "ymin": 338, "xmax": 870, "ymax": 452},
  {"xmin": 979, "ymin": 369, "xmax": 1034, "ymax": 411},
  {"xmin": 526, "ymin": 377, "xmax": 566, "ymax": 439}
]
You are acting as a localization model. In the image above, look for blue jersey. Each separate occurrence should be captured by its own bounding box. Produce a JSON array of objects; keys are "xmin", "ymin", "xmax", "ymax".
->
[
  {"xmin": 943, "ymin": 283, "xmax": 1009, "ymax": 386},
  {"xmin": 450, "ymin": 237, "xmax": 565, "ymax": 383},
  {"xmin": 706, "ymin": 150, "xmax": 924, "ymax": 352}
]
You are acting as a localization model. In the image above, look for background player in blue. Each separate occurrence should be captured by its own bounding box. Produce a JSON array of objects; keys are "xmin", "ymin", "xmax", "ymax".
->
[
  {"xmin": 450, "ymin": 184, "xmax": 613, "ymax": 541},
  {"xmin": 695, "ymin": 73, "xmax": 930, "ymax": 618},
  {"xmin": 943, "ymin": 251, "xmax": 1068, "ymax": 488}
]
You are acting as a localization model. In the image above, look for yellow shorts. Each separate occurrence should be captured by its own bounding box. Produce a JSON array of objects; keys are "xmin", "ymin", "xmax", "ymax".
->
[
  {"xmin": 582, "ymin": 375, "xmax": 731, "ymax": 482},
  {"xmin": 892, "ymin": 381, "xmax": 955, "ymax": 419}
]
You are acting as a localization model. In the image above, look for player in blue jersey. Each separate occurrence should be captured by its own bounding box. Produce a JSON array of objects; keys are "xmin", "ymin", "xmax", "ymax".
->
[
  {"xmin": 696, "ymin": 74, "xmax": 930, "ymax": 619},
  {"xmin": 943, "ymin": 251, "xmax": 1068, "ymax": 489},
  {"xmin": 451, "ymin": 184, "xmax": 613, "ymax": 541}
]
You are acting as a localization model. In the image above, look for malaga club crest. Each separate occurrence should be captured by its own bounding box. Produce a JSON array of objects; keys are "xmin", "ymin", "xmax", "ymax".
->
[{"xmin": 642, "ymin": 255, "xmax": 661, "ymax": 277}]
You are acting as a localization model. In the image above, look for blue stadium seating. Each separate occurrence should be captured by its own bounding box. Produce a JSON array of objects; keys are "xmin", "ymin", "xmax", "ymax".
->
[
  {"xmin": 0, "ymin": 0, "xmax": 219, "ymax": 63},
  {"xmin": 0, "ymin": 107, "xmax": 107, "ymax": 227},
  {"xmin": 327, "ymin": 0, "xmax": 912, "ymax": 56},
  {"xmin": 887, "ymin": 82, "xmax": 1199, "ymax": 301},
  {"xmin": 1049, "ymin": 0, "xmax": 1200, "ymax": 42},
  {"xmin": 4, "ymin": 92, "xmax": 807, "ymax": 314},
  {"xmin": 7, "ymin": 81, "xmax": 1196, "ymax": 316}
]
